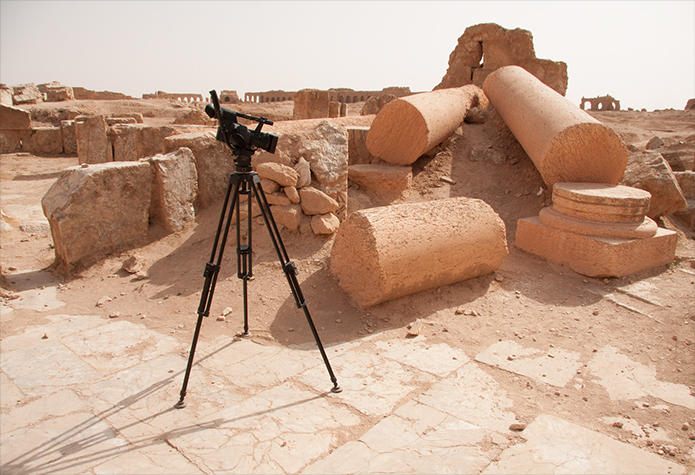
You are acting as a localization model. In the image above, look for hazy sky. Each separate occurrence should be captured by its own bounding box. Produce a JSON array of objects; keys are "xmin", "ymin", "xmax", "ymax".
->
[{"xmin": 1, "ymin": 1, "xmax": 693, "ymax": 111}]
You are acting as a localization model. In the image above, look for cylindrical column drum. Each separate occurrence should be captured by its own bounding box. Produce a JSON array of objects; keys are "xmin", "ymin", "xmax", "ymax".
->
[
  {"xmin": 366, "ymin": 85, "xmax": 488, "ymax": 165},
  {"xmin": 482, "ymin": 66, "xmax": 627, "ymax": 187},
  {"xmin": 330, "ymin": 197, "xmax": 508, "ymax": 307}
]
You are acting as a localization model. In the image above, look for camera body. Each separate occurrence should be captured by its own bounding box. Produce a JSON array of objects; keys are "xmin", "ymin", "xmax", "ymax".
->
[{"xmin": 204, "ymin": 100, "xmax": 278, "ymax": 156}]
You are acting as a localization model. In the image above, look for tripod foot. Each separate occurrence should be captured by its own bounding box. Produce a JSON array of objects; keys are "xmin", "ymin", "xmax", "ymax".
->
[
  {"xmin": 174, "ymin": 399, "xmax": 186, "ymax": 409},
  {"xmin": 331, "ymin": 384, "xmax": 343, "ymax": 394}
]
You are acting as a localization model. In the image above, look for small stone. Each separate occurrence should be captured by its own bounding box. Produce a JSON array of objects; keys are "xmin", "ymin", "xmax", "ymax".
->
[
  {"xmin": 216, "ymin": 316, "xmax": 226, "ymax": 322},
  {"xmin": 681, "ymin": 423, "xmax": 689, "ymax": 431},
  {"xmin": 335, "ymin": 318, "xmax": 342, "ymax": 324},
  {"xmin": 222, "ymin": 307, "xmax": 233, "ymax": 316},
  {"xmin": 582, "ymin": 396, "xmax": 588, "ymax": 401},
  {"xmin": 96, "ymin": 296, "xmax": 112, "ymax": 307},
  {"xmin": 121, "ymin": 255, "xmax": 144, "ymax": 274},
  {"xmin": 108, "ymin": 312, "xmax": 120, "ymax": 319},
  {"xmin": 612, "ymin": 421, "xmax": 624, "ymax": 428},
  {"xmin": 81, "ymin": 163, "xmax": 88, "ymax": 168},
  {"xmin": 288, "ymin": 327, "xmax": 295, "ymax": 332},
  {"xmin": 41, "ymin": 333, "xmax": 48, "ymax": 340},
  {"xmin": 495, "ymin": 275, "xmax": 504, "ymax": 282},
  {"xmin": 592, "ymin": 310, "xmax": 599, "ymax": 316},
  {"xmin": 455, "ymin": 307, "xmax": 465, "ymax": 315},
  {"xmin": 509, "ymin": 423, "xmax": 526, "ymax": 431}
]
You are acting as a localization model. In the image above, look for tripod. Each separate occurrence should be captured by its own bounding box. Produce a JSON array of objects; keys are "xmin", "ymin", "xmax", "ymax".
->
[{"xmin": 175, "ymin": 93, "xmax": 341, "ymax": 408}]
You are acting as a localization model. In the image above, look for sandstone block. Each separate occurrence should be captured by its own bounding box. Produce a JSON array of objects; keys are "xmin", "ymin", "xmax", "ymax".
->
[
  {"xmin": 45, "ymin": 85, "xmax": 74, "ymax": 102},
  {"xmin": 24, "ymin": 127, "xmax": 63, "ymax": 155},
  {"xmin": 294, "ymin": 157, "xmax": 312, "ymax": 188},
  {"xmin": 539, "ymin": 207, "xmax": 657, "ymax": 239},
  {"xmin": 293, "ymin": 89, "xmax": 329, "ymax": 119},
  {"xmin": 348, "ymin": 164, "xmax": 412, "ymax": 202},
  {"xmin": 12, "ymin": 84, "xmax": 42, "ymax": 104},
  {"xmin": 164, "ymin": 131, "xmax": 235, "ymax": 208},
  {"xmin": 75, "ymin": 116, "xmax": 112, "ymax": 164},
  {"xmin": 260, "ymin": 178, "xmax": 279, "ymax": 193},
  {"xmin": 347, "ymin": 126, "xmax": 374, "ymax": 165},
  {"xmin": 270, "ymin": 204, "xmax": 302, "ymax": 231},
  {"xmin": 330, "ymin": 197, "xmax": 508, "ymax": 307},
  {"xmin": 109, "ymin": 125, "xmax": 139, "ymax": 162},
  {"xmin": 142, "ymin": 147, "xmax": 198, "ymax": 232},
  {"xmin": 621, "ymin": 151, "xmax": 687, "ymax": 218},
  {"xmin": 482, "ymin": 66, "xmax": 627, "ymax": 188},
  {"xmin": 265, "ymin": 193, "xmax": 291, "ymax": 206},
  {"xmin": 60, "ymin": 120, "xmax": 77, "ymax": 155},
  {"xmin": 0, "ymin": 130, "xmax": 28, "ymax": 153},
  {"xmin": 0, "ymin": 104, "xmax": 31, "ymax": 129},
  {"xmin": 283, "ymin": 186, "xmax": 300, "ymax": 204},
  {"xmin": 367, "ymin": 85, "xmax": 488, "ymax": 165},
  {"xmin": 299, "ymin": 186, "xmax": 339, "ymax": 215},
  {"xmin": 661, "ymin": 151, "xmax": 691, "ymax": 172},
  {"xmin": 674, "ymin": 171, "xmax": 695, "ymax": 198},
  {"xmin": 311, "ymin": 213, "xmax": 340, "ymax": 235},
  {"xmin": 106, "ymin": 117, "xmax": 138, "ymax": 126},
  {"xmin": 515, "ymin": 216, "xmax": 677, "ymax": 278},
  {"xmin": 328, "ymin": 101, "xmax": 340, "ymax": 118},
  {"xmin": 41, "ymin": 161, "xmax": 153, "ymax": 272},
  {"xmin": 256, "ymin": 162, "xmax": 299, "ymax": 187},
  {"xmin": 0, "ymin": 84, "xmax": 12, "ymax": 105},
  {"xmin": 360, "ymin": 94, "xmax": 396, "ymax": 115}
]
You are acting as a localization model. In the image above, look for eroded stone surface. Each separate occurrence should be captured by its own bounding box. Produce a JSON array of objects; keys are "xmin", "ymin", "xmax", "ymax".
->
[
  {"xmin": 483, "ymin": 414, "xmax": 686, "ymax": 474},
  {"xmin": 475, "ymin": 340, "xmax": 582, "ymax": 387}
]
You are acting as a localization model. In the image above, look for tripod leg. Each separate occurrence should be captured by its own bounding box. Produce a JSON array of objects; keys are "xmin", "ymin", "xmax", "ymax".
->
[
  {"xmin": 249, "ymin": 175, "xmax": 341, "ymax": 393},
  {"xmin": 236, "ymin": 179, "xmax": 252, "ymax": 336},
  {"xmin": 176, "ymin": 174, "xmax": 242, "ymax": 408}
]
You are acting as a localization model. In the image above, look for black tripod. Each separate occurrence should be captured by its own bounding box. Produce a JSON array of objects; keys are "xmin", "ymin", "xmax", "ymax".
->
[{"xmin": 175, "ymin": 91, "xmax": 341, "ymax": 408}]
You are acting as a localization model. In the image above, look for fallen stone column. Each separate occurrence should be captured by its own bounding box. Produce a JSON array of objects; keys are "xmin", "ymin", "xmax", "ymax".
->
[
  {"xmin": 330, "ymin": 197, "xmax": 508, "ymax": 307},
  {"xmin": 482, "ymin": 66, "xmax": 627, "ymax": 187},
  {"xmin": 366, "ymin": 85, "xmax": 488, "ymax": 165}
]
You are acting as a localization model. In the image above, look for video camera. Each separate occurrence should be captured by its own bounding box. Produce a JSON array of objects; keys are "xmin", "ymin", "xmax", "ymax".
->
[{"xmin": 205, "ymin": 90, "xmax": 278, "ymax": 156}]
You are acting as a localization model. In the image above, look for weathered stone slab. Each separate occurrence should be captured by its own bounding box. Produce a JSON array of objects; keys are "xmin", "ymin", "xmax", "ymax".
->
[
  {"xmin": 0, "ymin": 84, "xmax": 12, "ymax": 105},
  {"xmin": 24, "ymin": 126, "xmax": 63, "ymax": 154},
  {"xmin": 60, "ymin": 119, "xmax": 76, "ymax": 154},
  {"xmin": 310, "ymin": 213, "xmax": 339, "ymax": 235},
  {"xmin": 0, "ymin": 129, "xmax": 29, "ymax": 153},
  {"xmin": 482, "ymin": 414, "xmax": 686, "ymax": 474},
  {"xmin": 674, "ymin": 170, "xmax": 695, "ymax": 197},
  {"xmin": 0, "ymin": 104, "xmax": 31, "ymax": 129},
  {"xmin": 142, "ymin": 147, "xmax": 198, "ymax": 232},
  {"xmin": 292, "ymin": 89, "xmax": 329, "ymax": 119},
  {"xmin": 346, "ymin": 126, "xmax": 373, "ymax": 165},
  {"xmin": 475, "ymin": 340, "xmax": 582, "ymax": 387},
  {"xmin": 587, "ymin": 346, "xmax": 695, "ymax": 409},
  {"xmin": 516, "ymin": 217, "xmax": 677, "ymax": 277},
  {"xmin": 164, "ymin": 131, "xmax": 235, "ymax": 208},
  {"xmin": 256, "ymin": 161, "xmax": 299, "ymax": 187},
  {"xmin": 299, "ymin": 186, "xmax": 339, "ymax": 215},
  {"xmin": 42, "ymin": 161, "xmax": 152, "ymax": 271},
  {"xmin": 45, "ymin": 84, "xmax": 74, "ymax": 102},
  {"xmin": 375, "ymin": 338, "xmax": 470, "ymax": 376},
  {"xmin": 12, "ymin": 83, "xmax": 42, "ymax": 104},
  {"xmin": 270, "ymin": 204, "xmax": 302, "ymax": 231},
  {"xmin": 348, "ymin": 163, "xmax": 412, "ymax": 202},
  {"xmin": 621, "ymin": 150, "xmax": 688, "ymax": 218},
  {"xmin": 75, "ymin": 115, "xmax": 112, "ymax": 164}
]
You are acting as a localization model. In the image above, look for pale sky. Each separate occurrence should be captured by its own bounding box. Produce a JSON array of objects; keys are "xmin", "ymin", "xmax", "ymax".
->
[{"xmin": 1, "ymin": 1, "xmax": 693, "ymax": 111}]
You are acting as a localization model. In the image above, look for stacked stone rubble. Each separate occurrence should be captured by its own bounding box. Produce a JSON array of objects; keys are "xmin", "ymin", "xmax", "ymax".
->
[{"xmin": 515, "ymin": 183, "xmax": 677, "ymax": 277}]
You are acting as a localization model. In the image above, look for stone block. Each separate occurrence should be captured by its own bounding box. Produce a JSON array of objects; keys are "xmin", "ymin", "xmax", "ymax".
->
[
  {"xmin": 294, "ymin": 157, "xmax": 312, "ymax": 188},
  {"xmin": 311, "ymin": 213, "xmax": 340, "ymax": 235},
  {"xmin": 41, "ymin": 161, "xmax": 153, "ymax": 272},
  {"xmin": 142, "ymin": 147, "xmax": 198, "ymax": 233},
  {"xmin": 0, "ymin": 84, "xmax": 12, "ymax": 105},
  {"xmin": 292, "ymin": 89, "xmax": 329, "ymax": 119},
  {"xmin": 515, "ymin": 216, "xmax": 677, "ymax": 277},
  {"xmin": 328, "ymin": 101, "xmax": 340, "ymax": 118},
  {"xmin": 75, "ymin": 116, "xmax": 112, "ymax": 164},
  {"xmin": 24, "ymin": 127, "xmax": 63, "ymax": 155},
  {"xmin": 164, "ymin": 131, "xmax": 236, "ymax": 208},
  {"xmin": 256, "ymin": 162, "xmax": 299, "ymax": 187},
  {"xmin": 0, "ymin": 104, "xmax": 31, "ymax": 129},
  {"xmin": 60, "ymin": 120, "xmax": 77, "ymax": 155},
  {"xmin": 360, "ymin": 94, "xmax": 396, "ymax": 116},
  {"xmin": 12, "ymin": 84, "xmax": 42, "ymax": 104},
  {"xmin": 346, "ymin": 126, "xmax": 374, "ymax": 165},
  {"xmin": 539, "ymin": 207, "xmax": 657, "ymax": 239},
  {"xmin": 45, "ymin": 85, "xmax": 74, "ymax": 102},
  {"xmin": 105, "ymin": 117, "xmax": 137, "ymax": 126},
  {"xmin": 348, "ymin": 164, "xmax": 412, "ymax": 203},
  {"xmin": 109, "ymin": 124, "xmax": 139, "ymax": 162},
  {"xmin": 552, "ymin": 182, "xmax": 651, "ymax": 223},
  {"xmin": 621, "ymin": 151, "xmax": 688, "ymax": 218},
  {"xmin": 0, "ymin": 130, "xmax": 30, "ymax": 153},
  {"xmin": 299, "ymin": 186, "xmax": 339, "ymax": 215},
  {"xmin": 673, "ymin": 171, "xmax": 695, "ymax": 198},
  {"xmin": 270, "ymin": 204, "xmax": 302, "ymax": 231},
  {"xmin": 331, "ymin": 197, "xmax": 508, "ymax": 307}
]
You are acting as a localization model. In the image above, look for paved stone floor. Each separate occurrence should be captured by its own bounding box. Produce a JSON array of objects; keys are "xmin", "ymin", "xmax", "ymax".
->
[{"xmin": 1, "ymin": 309, "xmax": 691, "ymax": 474}]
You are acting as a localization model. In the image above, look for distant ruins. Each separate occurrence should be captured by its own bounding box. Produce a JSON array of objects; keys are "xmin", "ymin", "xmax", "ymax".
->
[
  {"xmin": 581, "ymin": 95, "xmax": 621, "ymax": 111},
  {"xmin": 244, "ymin": 87, "xmax": 410, "ymax": 104},
  {"xmin": 142, "ymin": 91, "xmax": 204, "ymax": 103},
  {"xmin": 435, "ymin": 23, "xmax": 568, "ymax": 95}
]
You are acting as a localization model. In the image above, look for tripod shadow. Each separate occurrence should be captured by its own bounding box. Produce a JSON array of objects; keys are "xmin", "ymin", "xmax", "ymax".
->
[{"xmin": 0, "ymin": 338, "xmax": 329, "ymax": 474}]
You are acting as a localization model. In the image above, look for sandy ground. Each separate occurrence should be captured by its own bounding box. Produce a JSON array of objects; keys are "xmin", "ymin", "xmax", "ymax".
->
[{"xmin": 1, "ymin": 100, "xmax": 694, "ymax": 469}]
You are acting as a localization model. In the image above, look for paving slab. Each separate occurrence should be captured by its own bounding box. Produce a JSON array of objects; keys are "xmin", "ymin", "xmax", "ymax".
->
[
  {"xmin": 0, "ymin": 388, "xmax": 87, "ymax": 434},
  {"xmin": 3, "ymin": 284, "xmax": 64, "ymax": 312},
  {"xmin": 305, "ymin": 399, "xmax": 499, "ymax": 474},
  {"xmin": 587, "ymin": 345, "xmax": 695, "ymax": 409},
  {"xmin": 0, "ymin": 371, "xmax": 24, "ymax": 410},
  {"xmin": 375, "ymin": 336, "xmax": 470, "ymax": 376},
  {"xmin": 298, "ymin": 345, "xmax": 435, "ymax": 417},
  {"xmin": 475, "ymin": 340, "xmax": 582, "ymax": 387},
  {"xmin": 415, "ymin": 362, "xmax": 520, "ymax": 433},
  {"xmin": 0, "ymin": 411, "xmax": 129, "ymax": 474},
  {"xmin": 1, "ymin": 313, "xmax": 105, "ymax": 352},
  {"xmin": 482, "ymin": 414, "xmax": 686, "ymax": 474}
]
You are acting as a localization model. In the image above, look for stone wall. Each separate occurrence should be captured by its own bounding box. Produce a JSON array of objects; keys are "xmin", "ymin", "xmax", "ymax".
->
[
  {"xmin": 581, "ymin": 95, "xmax": 620, "ymax": 111},
  {"xmin": 142, "ymin": 91, "xmax": 203, "ymax": 103},
  {"xmin": 435, "ymin": 23, "xmax": 568, "ymax": 95},
  {"xmin": 244, "ymin": 87, "xmax": 411, "ymax": 105},
  {"xmin": 72, "ymin": 87, "xmax": 133, "ymax": 100}
]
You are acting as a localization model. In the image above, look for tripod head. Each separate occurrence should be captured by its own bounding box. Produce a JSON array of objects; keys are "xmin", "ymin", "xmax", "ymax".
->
[{"xmin": 205, "ymin": 90, "xmax": 278, "ymax": 171}]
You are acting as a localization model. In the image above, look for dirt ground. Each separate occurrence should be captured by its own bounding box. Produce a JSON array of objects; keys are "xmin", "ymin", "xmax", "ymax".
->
[{"xmin": 1, "ymin": 99, "xmax": 694, "ymax": 466}]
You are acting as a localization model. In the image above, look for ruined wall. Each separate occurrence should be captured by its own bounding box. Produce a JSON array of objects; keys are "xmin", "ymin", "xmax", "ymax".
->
[
  {"xmin": 435, "ymin": 23, "xmax": 568, "ymax": 96},
  {"xmin": 142, "ymin": 91, "xmax": 203, "ymax": 103},
  {"xmin": 581, "ymin": 95, "xmax": 620, "ymax": 111},
  {"xmin": 244, "ymin": 87, "xmax": 411, "ymax": 105},
  {"xmin": 73, "ymin": 87, "xmax": 133, "ymax": 100},
  {"xmin": 219, "ymin": 90, "xmax": 240, "ymax": 104}
]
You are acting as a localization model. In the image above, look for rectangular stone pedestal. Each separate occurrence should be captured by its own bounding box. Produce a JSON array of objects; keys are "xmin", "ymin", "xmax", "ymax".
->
[{"xmin": 515, "ymin": 217, "xmax": 677, "ymax": 277}]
